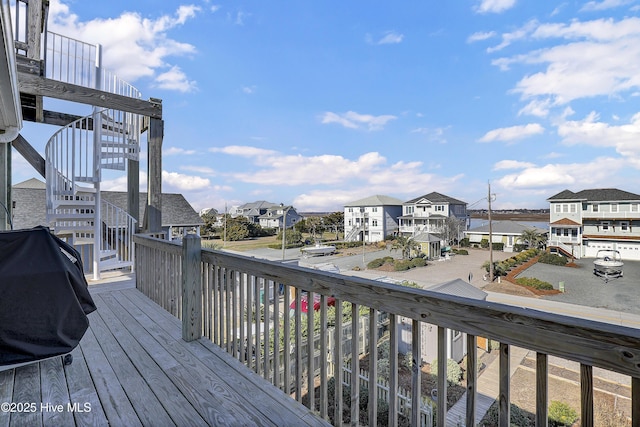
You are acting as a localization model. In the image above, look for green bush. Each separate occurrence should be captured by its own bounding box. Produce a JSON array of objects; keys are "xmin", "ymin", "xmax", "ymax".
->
[
  {"xmin": 367, "ymin": 258, "xmax": 386, "ymax": 269},
  {"xmin": 459, "ymin": 238, "xmax": 470, "ymax": 247},
  {"xmin": 452, "ymin": 248, "xmax": 468, "ymax": 255},
  {"xmin": 548, "ymin": 401, "xmax": 578, "ymax": 426},
  {"xmin": 515, "ymin": 277, "xmax": 554, "ymax": 290},
  {"xmin": 394, "ymin": 260, "xmax": 413, "ymax": 271},
  {"xmin": 410, "ymin": 257, "xmax": 426, "ymax": 267},
  {"xmin": 430, "ymin": 358, "xmax": 462, "ymax": 385},
  {"xmin": 377, "ymin": 358, "xmax": 390, "ymax": 380},
  {"xmin": 491, "ymin": 242, "xmax": 504, "ymax": 251},
  {"xmin": 538, "ymin": 252, "xmax": 569, "ymax": 266},
  {"xmin": 480, "ymin": 238, "xmax": 489, "ymax": 248},
  {"xmin": 482, "ymin": 402, "xmax": 533, "ymax": 426}
]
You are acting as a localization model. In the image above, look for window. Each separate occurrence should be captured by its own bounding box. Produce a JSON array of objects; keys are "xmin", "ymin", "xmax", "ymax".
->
[
  {"xmin": 562, "ymin": 204, "xmax": 569, "ymax": 213},
  {"xmin": 570, "ymin": 204, "xmax": 576, "ymax": 213},
  {"xmin": 406, "ymin": 206, "xmax": 414, "ymax": 214},
  {"xmin": 601, "ymin": 221, "xmax": 610, "ymax": 231},
  {"xmin": 348, "ymin": 208, "xmax": 353, "ymax": 213},
  {"xmin": 372, "ymin": 220, "xmax": 378, "ymax": 227},
  {"xmin": 593, "ymin": 204, "xmax": 599, "ymax": 212},
  {"xmin": 555, "ymin": 204, "xmax": 561, "ymax": 213},
  {"xmin": 621, "ymin": 221, "xmax": 629, "ymax": 232},
  {"xmin": 632, "ymin": 204, "xmax": 639, "ymax": 212},
  {"xmin": 372, "ymin": 207, "xmax": 378, "ymax": 212},
  {"xmin": 435, "ymin": 205, "xmax": 444, "ymax": 212},
  {"xmin": 611, "ymin": 204, "xmax": 618, "ymax": 213}
]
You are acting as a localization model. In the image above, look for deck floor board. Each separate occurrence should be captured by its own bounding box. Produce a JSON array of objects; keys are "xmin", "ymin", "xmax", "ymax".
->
[{"xmin": 2, "ymin": 281, "xmax": 329, "ymax": 427}]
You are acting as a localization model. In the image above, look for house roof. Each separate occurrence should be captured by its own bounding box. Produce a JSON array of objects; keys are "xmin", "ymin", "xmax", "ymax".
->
[
  {"xmin": 344, "ymin": 195, "xmax": 404, "ymax": 207},
  {"xmin": 412, "ymin": 232, "xmax": 442, "ymax": 242},
  {"xmin": 548, "ymin": 188, "xmax": 640, "ymax": 202},
  {"xmin": 551, "ymin": 218, "xmax": 581, "ymax": 226},
  {"xmin": 11, "ymin": 179, "xmax": 203, "ymax": 229},
  {"xmin": 404, "ymin": 192, "xmax": 466, "ymax": 205},
  {"xmin": 426, "ymin": 279, "xmax": 488, "ymax": 300},
  {"xmin": 467, "ymin": 220, "xmax": 547, "ymax": 235}
]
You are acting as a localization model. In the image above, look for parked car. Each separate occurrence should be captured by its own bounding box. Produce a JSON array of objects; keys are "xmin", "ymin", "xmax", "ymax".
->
[{"xmin": 289, "ymin": 292, "xmax": 336, "ymax": 316}]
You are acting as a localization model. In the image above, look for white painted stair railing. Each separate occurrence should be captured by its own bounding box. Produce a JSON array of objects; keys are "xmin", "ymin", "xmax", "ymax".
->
[
  {"xmin": 43, "ymin": 31, "xmax": 143, "ymax": 279},
  {"xmin": 45, "ymin": 107, "xmax": 140, "ymax": 278}
]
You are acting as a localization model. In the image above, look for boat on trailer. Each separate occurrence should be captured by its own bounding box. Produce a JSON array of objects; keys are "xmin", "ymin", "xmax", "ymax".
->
[
  {"xmin": 593, "ymin": 249, "xmax": 623, "ymax": 282},
  {"xmin": 300, "ymin": 242, "xmax": 336, "ymax": 258}
]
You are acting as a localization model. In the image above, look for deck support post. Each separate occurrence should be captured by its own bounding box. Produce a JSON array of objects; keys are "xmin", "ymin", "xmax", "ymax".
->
[
  {"xmin": 0, "ymin": 142, "xmax": 11, "ymax": 230},
  {"xmin": 182, "ymin": 234, "xmax": 202, "ymax": 341},
  {"xmin": 144, "ymin": 115, "xmax": 163, "ymax": 233}
]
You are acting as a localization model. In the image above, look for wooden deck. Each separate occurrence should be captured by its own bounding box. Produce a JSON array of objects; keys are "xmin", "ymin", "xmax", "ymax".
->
[{"xmin": 0, "ymin": 280, "xmax": 330, "ymax": 427}]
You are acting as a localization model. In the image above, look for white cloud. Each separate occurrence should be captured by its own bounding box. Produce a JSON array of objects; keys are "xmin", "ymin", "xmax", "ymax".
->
[
  {"xmin": 180, "ymin": 165, "xmax": 217, "ymax": 175},
  {"xmin": 492, "ymin": 17, "xmax": 640, "ymax": 105},
  {"xmin": 209, "ymin": 145, "xmax": 277, "ymax": 157},
  {"xmin": 474, "ymin": 0, "xmax": 517, "ymax": 14},
  {"xmin": 467, "ymin": 31, "xmax": 497, "ymax": 43},
  {"xmin": 154, "ymin": 66, "xmax": 197, "ymax": 93},
  {"xmin": 164, "ymin": 147, "xmax": 196, "ymax": 156},
  {"xmin": 493, "ymin": 160, "xmax": 536, "ymax": 170},
  {"xmin": 48, "ymin": 0, "xmax": 199, "ymax": 88},
  {"xmin": 518, "ymin": 99, "xmax": 552, "ymax": 117},
  {"xmin": 478, "ymin": 123, "xmax": 544, "ymax": 142},
  {"xmin": 162, "ymin": 171, "xmax": 210, "ymax": 191},
  {"xmin": 378, "ymin": 31, "xmax": 404, "ymax": 45},
  {"xmin": 581, "ymin": 0, "xmax": 636, "ymax": 12},
  {"xmin": 557, "ymin": 111, "xmax": 640, "ymax": 161},
  {"xmin": 320, "ymin": 111, "xmax": 397, "ymax": 131},
  {"xmin": 496, "ymin": 157, "xmax": 624, "ymax": 189}
]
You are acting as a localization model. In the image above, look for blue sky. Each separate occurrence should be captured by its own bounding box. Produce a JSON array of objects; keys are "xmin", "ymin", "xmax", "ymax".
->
[{"xmin": 12, "ymin": 0, "xmax": 640, "ymax": 213}]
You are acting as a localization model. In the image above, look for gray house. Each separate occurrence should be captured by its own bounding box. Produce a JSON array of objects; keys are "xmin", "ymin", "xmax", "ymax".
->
[
  {"xmin": 12, "ymin": 178, "xmax": 203, "ymax": 238},
  {"xmin": 464, "ymin": 220, "xmax": 547, "ymax": 252}
]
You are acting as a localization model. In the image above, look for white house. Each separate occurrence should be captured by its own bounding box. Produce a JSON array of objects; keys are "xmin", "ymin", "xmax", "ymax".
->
[
  {"xmin": 399, "ymin": 192, "xmax": 467, "ymax": 242},
  {"xmin": 343, "ymin": 195, "xmax": 403, "ymax": 243},
  {"xmin": 548, "ymin": 188, "xmax": 640, "ymax": 260}
]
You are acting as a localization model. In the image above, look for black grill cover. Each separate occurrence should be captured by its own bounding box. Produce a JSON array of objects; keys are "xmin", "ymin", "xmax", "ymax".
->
[{"xmin": 0, "ymin": 227, "xmax": 96, "ymax": 366}]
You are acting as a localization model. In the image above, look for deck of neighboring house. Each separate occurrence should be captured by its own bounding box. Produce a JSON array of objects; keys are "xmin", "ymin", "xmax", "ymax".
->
[{"xmin": 0, "ymin": 277, "xmax": 328, "ymax": 427}]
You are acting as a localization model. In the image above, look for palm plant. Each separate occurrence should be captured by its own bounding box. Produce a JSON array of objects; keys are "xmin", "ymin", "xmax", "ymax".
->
[
  {"xmin": 390, "ymin": 235, "xmax": 420, "ymax": 260},
  {"xmin": 520, "ymin": 228, "xmax": 544, "ymax": 249}
]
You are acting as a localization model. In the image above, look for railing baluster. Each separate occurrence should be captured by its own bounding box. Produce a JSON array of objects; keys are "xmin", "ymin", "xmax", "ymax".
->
[
  {"xmin": 632, "ymin": 377, "xmax": 639, "ymax": 426},
  {"xmin": 307, "ymin": 292, "xmax": 316, "ymax": 410},
  {"xmin": 466, "ymin": 334, "xmax": 477, "ymax": 427},
  {"xmin": 263, "ymin": 279, "xmax": 271, "ymax": 380},
  {"xmin": 499, "ymin": 342, "xmax": 510, "ymax": 427},
  {"xmin": 295, "ymin": 287, "xmax": 303, "ymax": 402},
  {"xmin": 320, "ymin": 295, "xmax": 328, "ymax": 419},
  {"xmin": 254, "ymin": 277, "xmax": 261, "ymax": 375},
  {"xmin": 580, "ymin": 363, "xmax": 594, "ymax": 427},
  {"xmin": 368, "ymin": 308, "xmax": 378, "ymax": 427},
  {"xmin": 437, "ymin": 326, "xmax": 447, "ymax": 427},
  {"xmin": 273, "ymin": 281, "xmax": 280, "ymax": 389},
  {"xmin": 536, "ymin": 352, "xmax": 548, "ymax": 426},
  {"xmin": 389, "ymin": 314, "xmax": 398, "ymax": 427},
  {"xmin": 410, "ymin": 319, "xmax": 421, "ymax": 427},
  {"xmin": 283, "ymin": 284, "xmax": 291, "ymax": 393},
  {"xmin": 351, "ymin": 303, "xmax": 360, "ymax": 426},
  {"xmin": 334, "ymin": 298, "xmax": 343, "ymax": 427}
]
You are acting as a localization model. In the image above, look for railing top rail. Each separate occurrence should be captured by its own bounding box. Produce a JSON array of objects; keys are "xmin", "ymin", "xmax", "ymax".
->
[
  {"xmin": 47, "ymin": 30, "xmax": 95, "ymax": 50},
  {"xmin": 133, "ymin": 233, "xmax": 640, "ymax": 378}
]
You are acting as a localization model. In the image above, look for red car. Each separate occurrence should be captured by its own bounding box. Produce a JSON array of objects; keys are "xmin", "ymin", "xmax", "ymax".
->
[{"xmin": 289, "ymin": 293, "xmax": 336, "ymax": 315}]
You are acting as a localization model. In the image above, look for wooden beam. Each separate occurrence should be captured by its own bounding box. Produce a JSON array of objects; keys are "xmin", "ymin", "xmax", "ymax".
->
[
  {"xmin": 12, "ymin": 134, "xmax": 45, "ymax": 178},
  {"xmin": 18, "ymin": 73, "xmax": 163, "ymax": 119},
  {"xmin": 181, "ymin": 234, "xmax": 202, "ymax": 342},
  {"xmin": 128, "ymin": 158, "xmax": 140, "ymax": 229},
  {"xmin": 145, "ymin": 117, "xmax": 163, "ymax": 233}
]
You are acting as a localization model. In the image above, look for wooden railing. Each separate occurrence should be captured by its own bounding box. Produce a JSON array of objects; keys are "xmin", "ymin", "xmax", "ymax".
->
[{"xmin": 133, "ymin": 234, "xmax": 640, "ymax": 427}]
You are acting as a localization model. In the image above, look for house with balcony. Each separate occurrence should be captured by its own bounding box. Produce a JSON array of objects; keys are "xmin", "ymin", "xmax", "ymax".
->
[
  {"xmin": 233, "ymin": 200, "xmax": 280, "ymax": 223},
  {"xmin": 343, "ymin": 194, "xmax": 403, "ymax": 242},
  {"xmin": 2, "ymin": 3, "xmax": 640, "ymax": 427},
  {"xmin": 258, "ymin": 204, "xmax": 302, "ymax": 230},
  {"xmin": 548, "ymin": 188, "xmax": 640, "ymax": 260},
  {"xmin": 398, "ymin": 192, "xmax": 468, "ymax": 242}
]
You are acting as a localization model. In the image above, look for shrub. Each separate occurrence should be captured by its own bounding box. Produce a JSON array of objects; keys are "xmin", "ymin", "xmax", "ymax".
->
[
  {"xmin": 515, "ymin": 277, "xmax": 554, "ymax": 290},
  {"xmin": 410, "ymin": 257, "xmax": 426, "ymax": 267},
  {"xmin": 491, "ymin": 242, "xmax": 504, "ymax": 251},
  {"xmin": 482, "ymin": 402, "xmax": 533, "ymax": 426},
  {"xmin": 549, "ymin": 401, "xmax": 578, "ymax": 426},
  {"xmin": 367, "ymin": 258, "xmax": 386, "ymax": 269},
  {"xmin": 459, "ymin": 238, "xmax": 470, "ymax": 247},
  {"xmin": 539, "ymin": 252, "xmax": 569, "ymax": 266},
  {"xmin": 430, "ymin": 358, "xmax": 462, "ymax": 385},
  {"xmin": 452, "ymin": 248, "xmax": 468, "ymax": 255},
  {"xmin": 377, "ymin": 358, "xmax": 390, "ymax": 380},
  {"xmin": 394, "ymin": 260, "xmax": 413, "ymax": 271},
  {"xmin": 480, "ymin": 239, "xmax": 489, "ymax": 248},
  {"xmin": 377, "ymin": 338, "xmax": 390, "ymax": 359}
]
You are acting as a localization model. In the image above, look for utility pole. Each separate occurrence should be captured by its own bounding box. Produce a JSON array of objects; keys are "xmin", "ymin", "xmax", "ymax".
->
[{"xmin": 488, "ymin": 181, "xmax": 494, "ymax": 282}]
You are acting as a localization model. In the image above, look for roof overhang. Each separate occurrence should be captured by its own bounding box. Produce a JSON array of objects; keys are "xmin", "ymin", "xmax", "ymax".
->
[{"xmin": 0, "ymin": 1, "xmax": 22, "ymax": 143}]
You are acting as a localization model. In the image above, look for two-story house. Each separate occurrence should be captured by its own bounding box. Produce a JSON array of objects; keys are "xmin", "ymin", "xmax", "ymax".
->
[
  {"xmin": 258, "ymin": 204, "xmax": 302, "ymax": 231},
  {"xmin": 233, "ymin": 201, "xmax": 280, "ymax": 223},
  {"xmin": 548, "ymin": 188, "xmax": 640, "ymax": 260},
  {"xmin": 398, "ymin": 192, "xmax": 468, "ymax": 242},
  {"xmin": 343, "ymin": 195, "xmax": 403, "ymax": 243}
]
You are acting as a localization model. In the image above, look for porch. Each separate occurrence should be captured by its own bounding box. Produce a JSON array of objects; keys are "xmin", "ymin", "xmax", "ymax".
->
[{"xmin": 0, "ymin": 277, "xmax": 327, "ymax": 427}]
